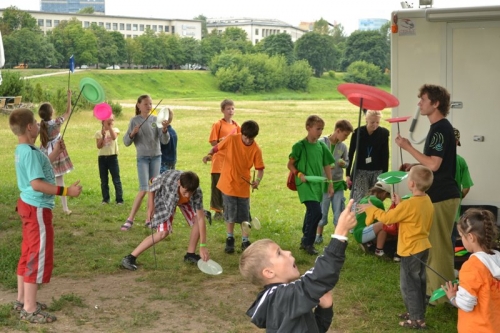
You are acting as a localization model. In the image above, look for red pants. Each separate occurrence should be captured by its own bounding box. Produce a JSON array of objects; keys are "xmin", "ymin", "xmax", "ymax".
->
[{"xmin": 16, "ymin": 199, "xmax": 54, "ymax": 284}]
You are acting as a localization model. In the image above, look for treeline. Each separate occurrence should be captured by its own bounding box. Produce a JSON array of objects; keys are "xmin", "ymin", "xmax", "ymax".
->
[{"xmin": 1, "ymin": 7, "xmax": 391, "ymax": 93}]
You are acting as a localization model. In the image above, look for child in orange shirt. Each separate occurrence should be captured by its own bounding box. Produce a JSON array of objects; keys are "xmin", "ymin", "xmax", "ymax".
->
[
  {"xmin": 207, "ymin": 99, "xmax": 240, "ymax": 221},
  {"xmin": 203, "ymin": 120, "xmax": 264, "ymax": 253},
  {"xmin": 443, "ymin": 208, "xmax": 500, "ymax": 333}
]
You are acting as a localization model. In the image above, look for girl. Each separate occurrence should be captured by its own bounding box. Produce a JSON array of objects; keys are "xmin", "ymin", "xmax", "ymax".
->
[
  {"xmin": 38, "ymin": 90, "xmax": 74, "ymax": 215},
  {"xmin": 346, "ymin": 110, "xmax": 389, "ymax": 203},
  {"xmin": 444, "ymin": 209, "xmax": 500, "ymax": 333},
  {"xmin": 121, "ymin": 95, "xmax": 170, "ymax": 231}
]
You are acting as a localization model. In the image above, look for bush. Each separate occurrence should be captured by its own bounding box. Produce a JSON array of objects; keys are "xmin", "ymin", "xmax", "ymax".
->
[
  {"xmin": 107, "ymin": 100, "xmax": 123, "ymax": 117},
  {"xmin": 328, "ymin": 70, "xmax": 336, "ymax": 79},
  {"xmin": 344, "ymin": 61, "xmax": 383, "ymax": 86},
  {"xmin": 209, "ymin": 51, "xmax": 242, "ymax": 76},
  {"xmin": 0, "ymin": 71, "xmax": 24, "ymax": 97},
  {"xmin": 287, "ymin": 60, "xmax": 312, "ymax": 91},
  {"xmin": 215, "ymin": 65, "xmax": 254, "ymax": 93}
]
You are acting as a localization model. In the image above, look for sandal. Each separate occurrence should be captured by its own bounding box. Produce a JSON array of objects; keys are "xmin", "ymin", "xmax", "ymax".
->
[
  {"xmin": 397, "ymin": 312, "xmax": 410, "ymax": 320},
  {"xmin": 13, "ymin": 300, "xmax": 47, "ymax": 312},
  {"xmin": 121, "ymin": 219, "xmax": 133, "ymax": 231},
  {"xmin": 399, "ymin": 319, "xmax": 427, "ymax": 329},
  {"xmin": 20, "ymin": 304, "xmax": 56, "ymax": 324}
]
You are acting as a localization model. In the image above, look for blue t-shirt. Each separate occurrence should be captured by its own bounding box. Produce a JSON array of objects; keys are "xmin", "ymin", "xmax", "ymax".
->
[
  {"xmin": 15, "ymin": 144, "xmax": 55, "ymax": 209},
  {"xmin": 160, "ymin": 125, "xmax": 177, "ymax": 164}
]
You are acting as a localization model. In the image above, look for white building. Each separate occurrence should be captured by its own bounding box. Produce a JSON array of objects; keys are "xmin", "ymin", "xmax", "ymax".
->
[
  {"xmin": 206, "ymin": 18, "xmax": 307, "ymax": 45},
  {"xmin": 0, "ymin": 9, "xmax": 202, "ymax": 40}
]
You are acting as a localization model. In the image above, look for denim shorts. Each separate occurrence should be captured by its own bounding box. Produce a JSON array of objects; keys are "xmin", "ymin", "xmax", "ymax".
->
[
  {"xmin": 136, "ymin": 155, "xmax": 161, "ymax": 191},
  {"xmin": 361, "ymin": 224, "xmax": 377, "ymax": 243}
]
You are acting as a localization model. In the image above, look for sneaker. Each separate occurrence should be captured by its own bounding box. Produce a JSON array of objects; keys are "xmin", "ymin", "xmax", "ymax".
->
[
  {"xmin": 241, "ymin": 240, "xmax": 251, "ymax": 251},
  {"xmin": 225, "ymin": 237, "xmax": 235, "ymax": 253},
  {"xmin": 300, "ymin": 243, "xmax": 319, "ymax": 255},
  {"xmin": 184, "ymin": 253, "xmax": 201, "ymax": 264},
  {"xmin": 213, "ymin": 212, "xmax": 224, "ymax": 221},
  {"xmin": 375, "ymin": 249, "xmax": 385, "ymax": 257},
  {"xmin": 101, "ymin": 201, "xmax": 109, "ymax": 205},
  {"xmin": 116, "ymin": 201, "xmax": 124, "ymax": 205},
  {"xmin": 314, "ymin": 235, "xmax": 324, "ymax": 244},
  {"xmin": 393, "ymin": 254, "xmax": 401, "ymax": 262},
  {"xmin": 121, "ymin": 255, "xmax": 137, "ymax": 271}
]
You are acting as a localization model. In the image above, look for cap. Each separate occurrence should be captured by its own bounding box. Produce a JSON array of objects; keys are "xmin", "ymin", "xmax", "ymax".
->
[
  {"xmin": 373, "ymin": 181, "xmax": 391, "ymax": 193},
  {"xmin": 453, "ymin": 128, "xmax": 461, "ymax": 146}
]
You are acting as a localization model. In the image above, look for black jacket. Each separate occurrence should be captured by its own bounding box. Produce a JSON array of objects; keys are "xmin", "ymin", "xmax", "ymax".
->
[{"xmin": 246, "ymin": 239, "xmax": 347, "ymax": 333}]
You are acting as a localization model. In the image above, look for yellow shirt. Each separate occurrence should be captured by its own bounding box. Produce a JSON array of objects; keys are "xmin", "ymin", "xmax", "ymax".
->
[
  {"xmin": 95, "ymin": 128, "xmax": 120, "ymax": 156},
  {"xmin": 365, "ymin": 195, "xmax": 434, "ymax": 256}
]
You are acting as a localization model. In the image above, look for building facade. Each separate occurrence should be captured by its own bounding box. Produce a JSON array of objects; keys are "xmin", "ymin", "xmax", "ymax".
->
[
  {"xmin": 206, "ymin": 18, "xmax": 307, "ymax": 45},
  {"xmin": 358, "ymin": 18, "xmax": 389, "ymax": 31},
  {"xmin": 41, "ymin": 0, "xmax": 106, "ymax": 14},
  {"xmin": 0, "ymin": 9, "xmax": 202, "ymax": 40}
]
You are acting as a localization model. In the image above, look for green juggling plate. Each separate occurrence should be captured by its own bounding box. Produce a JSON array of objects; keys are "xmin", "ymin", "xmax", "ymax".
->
[
  {"xmin": 79, "ymin": 77, "xmax": 106, "ymax": 104},
  {"xmin": 377, "ymin": 171, "xmax": 408, "ymax": 185},
  {"xmin": 429, "ymin": 279, "xmax": 459, "ymax": 302}
]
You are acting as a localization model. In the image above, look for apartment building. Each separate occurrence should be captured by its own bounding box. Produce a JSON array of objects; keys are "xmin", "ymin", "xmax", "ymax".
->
[{"xmin": 41, "ymin": 0, "xmax": 106, "ymax": 14}]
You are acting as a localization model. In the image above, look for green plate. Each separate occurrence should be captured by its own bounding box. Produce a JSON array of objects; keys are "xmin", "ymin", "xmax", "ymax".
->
[
  {"xmin": 79, "ymin": 77, "xmax": 106, "ymax": 104},
  {"xmin": 429, "ymin": 279, "xmax": 459, "ymax": 302},
  {"xmin": 377, "ymin": 171, "xmax": 408, "ymax": 185}
]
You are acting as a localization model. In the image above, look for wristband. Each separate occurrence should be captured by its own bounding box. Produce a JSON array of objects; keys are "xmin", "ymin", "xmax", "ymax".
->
[
  {"xmin": 331, "ymin": 235, "xmax": 348, "ymax": 241},
  {"xmin": 297, "ymin": 172, "xmax": 303, "ymax": 178},
  {"xmin": 449, "ymin": 296, "xmax": 456, "ymax": 306},
  {"xmin": 57, "ymin": 186, "xmax": 63, "ymax": 196},
  {"xmin": 62, "ymin": 187, "xmax": 68, "ymax": 196},
  {"xmin": 199, "ymin": 243, "xmax": 207, "ymax": 247}
]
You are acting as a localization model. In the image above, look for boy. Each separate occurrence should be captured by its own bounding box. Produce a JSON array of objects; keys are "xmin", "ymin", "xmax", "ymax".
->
[
  {"xmin": 202, "ymin": 120, "xmax": 264, "ymax": 253},
  {"xmin": 121, "ymin": 170, "xmax": 209, "ymax": 270},
  {"xmin": 239, "ymin": 199, "xmax": 357, "ymax": 333},
  {"xmin": 288, "ymin": 115, "xmax": 334, "ymax": 255},
  {"xmin": 207, "ymin": 99, "xmax": 240, "ymax": 221},
  {"xmin": 358, "ymin": 165, "xmax": 434, "ymax": 329},
  {"xmin": 9, "ymin": 108, "xmax": 82, "ymax": 323},
  {"xmin": 160, "ymin": 109, "xmax": 177, "ymax": 173},
  {"xmin": 316, "ymin": 119, "xmax": 353, "ymax": 244}
]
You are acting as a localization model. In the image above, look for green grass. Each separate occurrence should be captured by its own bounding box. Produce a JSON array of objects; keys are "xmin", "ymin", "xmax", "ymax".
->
[{"xmin": 0, "ymin": 71, "xmax": 456, "ymax": 332}]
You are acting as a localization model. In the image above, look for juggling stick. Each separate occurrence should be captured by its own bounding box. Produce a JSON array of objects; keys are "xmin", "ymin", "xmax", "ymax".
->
[
  {"xmin": 61, "ymin": 86, "xmax": 84, "ymax": 140},
  {"xmin": 410, "ymin": 253, "xmax": 448, "ymax": 282},
  {"xmin": 139, "ymin": 99, "xmax": 163, "ymax": 129},
  {"xmin": 386, "ymin": 116, "xmax": 411, "ymax": 167}
]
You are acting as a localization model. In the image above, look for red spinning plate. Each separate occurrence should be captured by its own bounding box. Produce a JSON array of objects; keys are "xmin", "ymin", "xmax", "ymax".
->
[
  {"xmin": 386, "ymin": 116, "xmax": 411, "ymax": 123},
  {"xmin": 337, "ymin": 83, "xmax": 399, "ymax": 110}
]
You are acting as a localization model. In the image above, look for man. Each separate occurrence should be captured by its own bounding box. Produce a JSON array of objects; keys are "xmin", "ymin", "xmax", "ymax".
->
[{"xmin": 395, "ymin": 84, "xmax": 460, "ymax": 304}]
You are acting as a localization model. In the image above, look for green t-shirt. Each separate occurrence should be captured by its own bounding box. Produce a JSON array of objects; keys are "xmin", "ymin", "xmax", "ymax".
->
[
  {"xmin": 353, "ymin": 196, "xmax": 385, "ymax": 244},
  {"xmin": 290, "ymin": 139, "xmax": 335, "ymax": 203},
  {"xmin": 455, "ymin": 154, "xmax": 474, "ymax": 220}
]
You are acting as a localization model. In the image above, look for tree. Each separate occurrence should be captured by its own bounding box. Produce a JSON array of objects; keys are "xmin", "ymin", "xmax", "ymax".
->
[
  {"xmin": 78, "ymin": 7, "xmax": 95, "ymax": 14},
  {"xmin": 200, "ymin": 29, "xmax": 224, "ymax": 66},
  {"xmin": 295, "ymin": 32, "xmax": 339, "ymax": 77},
  {"xmin": 313, "ymin": 18, "xmax": 332, "ymax": 35},
  {"xmin": 341, "ymin": 30, "xmax": 390, "ymax": 72},
  {"xmin": 222, "ymin": 27, "xmax": 253, "ymax": 54},
  {"xmin": 3, "ymin": 28, "xmax": 41, "ymax": 66},
  {"xmin": 135, "ymin": 29, "xmax": 161, "ymax": 67},
  {"xmin": 124, "ymin": 38, "xmax": 141, "ymax": 68},
  {"xmin": 0, "ymin": 6, "xmax": 38, "ymax": 35},
  {"xmin": 180, "ymin": 37, "xmax": 202, "ymax": 65},
  {"xmin": 256, "ymin": 33, "xmax": 294, "ymax": 64},
  {"xmin": 109, "ymin": 31, "xmax": 127, "ymax": 65},
  {"xmin": 90, "ymin": 24, "xmax": 118, "ymax": 68},
  {"xmin": 193, "ymin": 14, "xmax": 208, "ymax": 38},
  {"xmin": 157, "ymin": 33, "xmax": 183, "ymax": 68}
]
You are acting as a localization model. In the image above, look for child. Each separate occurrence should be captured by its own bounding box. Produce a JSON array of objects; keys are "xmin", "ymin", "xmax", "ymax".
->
[
  {"xmin": 95, "ymin": 115, "xmax": 123, "ymax": 204},
  {"xmin": 38, "ymin": 89, "xmax": 74, "ymax": 215},
  {"xmin": 315, "ymin": 119, "xmax": 353, "ymax": 244},
  {"xmin": 160, "ymin": 108, "xmax": 177, "ymax": 173},
  {"xmin": 9, "ymin": 108, "xmax": 82, "ymax": 323},
  {"xmin": 239, "ymin": 199, "xmax": 357, "ymax": 333},
  {"xmin": 207, "ymin": 99, "xmax": 240, "ymax": 221},
  {"xmin": 288, "ymin": 115, "xmax": 334, "ymax": 255},
  {"xmin": 443, "ymin": 208, "xmax": 500, "ymax": 333},
  {"xmin": 353, "ymin": 182, "xmax": 393, "ymax": 258},
  {"xmin": 202, "ymin": 120, "xmax": 264, "ymax": 253},
  {"xmin": 121, "ymin": 170, "xmax": 209, "ymax": 270},
  {"xmin": 121, "ymin": 95, "xmax": 170, "ymax": 230},
  {"xmin": 358, "ymin": 165, "xmax": 434, "ymax": 329}
]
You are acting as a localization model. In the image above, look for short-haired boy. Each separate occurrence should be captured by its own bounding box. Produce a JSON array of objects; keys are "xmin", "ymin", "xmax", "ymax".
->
[
  {"xmin": 316, "ymin": 119, "xmax": 353, "ymax": 244},
  {"xmin": 240, "ymin": 199, "xmax": 356, "ymax": 333},
  {"xmin": 207, "ymin": 99, "xmax": 240, "ymax": 221},
  {"xmin": 288, "ymin": 115, "xmax": 335, "ymax": 255},
  {"xmin": 358, "ymin": 165, "xmax": 434, "ymax": 329},
  {"xmin": 203, "ymin": 120, "xmax": 264, "ymax": 253},
  {"xmin": 121, "ymin": 170, "xmax": 209, "ymax": 270},
  {"xmin": 9, "ymin": 108, "xmax": 82, "ymax": 323}
]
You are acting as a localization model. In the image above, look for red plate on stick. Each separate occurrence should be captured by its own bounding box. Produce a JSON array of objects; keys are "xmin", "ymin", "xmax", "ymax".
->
[
  {"xmin": 386, "ymin": 116, "xmax": 411, "ymax": 123},
  {"xmin": 337, "ymin": 83, "xmax": 399, "ymax": 110}
]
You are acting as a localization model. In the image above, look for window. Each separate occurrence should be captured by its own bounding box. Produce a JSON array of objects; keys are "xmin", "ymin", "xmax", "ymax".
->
[
  {"xmin": 120, "ymin": 23, "xmax": 125, "ymax": 30},
  {"xmin": 99, "ymin": 22, "xmax": 104, "ymax": 27},
  {"xmin": 84, "ymin": 21, "xmax": 90, "ymax": 28},
  {"xmin": 159, "ymin": 25, "xmax": 163, "ymax": 32},
  {"xmin": 152, "ymin": 25, "xmax": 157, "ymax": 32},
  {"xmin": 126, "ymin": 23, "xmax": 131, "ymax": 31},
  {"xmin": 132, "ymin": 24, "xmax": 138, "ymax": 31},
  {"xmin": 140, "ymin": 24, "xmax": 144, "ymax": 31},
  {"xmin": 113, "ymin": 23, "xmax": 118, "ymax": 30},
  {"xmin": 255, "ymin": 28, "xmax": 259, "ymax": 35},
  {"xmin": 38, "ymin": 19, "xmax": 44, "ymax": 27},
  {"xmin": 54, "ymin": 20, "xmax": 59, "ymax": 27},
  {"xmin": 106, "ymin": 22, "xmax": 111, "ymax": 30},
  {"xmin": 46, "ymin": 20, "xmax": 52, "ymax": 28},
  {"xmin": 165, "ymin": 26, "xmax": 169, "ymax": 32}
]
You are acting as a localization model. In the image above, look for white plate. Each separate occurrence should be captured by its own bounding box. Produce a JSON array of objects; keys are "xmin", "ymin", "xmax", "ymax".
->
[
  {"xmin": 197, "ymin": 259, "xmax": 223, "ymax": 275},
  {"xmin": 155, "ymin": 107, "xmax": 170, "ymax": 126},
  {"xmin": 241, "ymin": 221, "xmax": 252, "ymax": 234},
  {"xmin": 251, "ymin": 217, "xmax": 261, "ymax": 230}
]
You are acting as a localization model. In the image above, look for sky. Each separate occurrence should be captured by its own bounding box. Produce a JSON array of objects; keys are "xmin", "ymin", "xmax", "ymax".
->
[{"xmin": 2, "ymin": 0, "xmax": 499, "ymax": 34}]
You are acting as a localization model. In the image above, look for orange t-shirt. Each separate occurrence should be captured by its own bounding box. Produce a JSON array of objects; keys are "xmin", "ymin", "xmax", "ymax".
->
[
  {"xmin": 216, "ymin": 134, "xmax": 264, "ymax": 198},
  {"xmin": 177, "ymin": 188, "xmax": 191, "ymax": 206},
  {"xmin": 208, "ymin": 119, "xmax": 240, "ymax": 173}
]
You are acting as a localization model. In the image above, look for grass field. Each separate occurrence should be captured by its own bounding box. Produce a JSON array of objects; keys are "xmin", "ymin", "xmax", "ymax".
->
[{"xmin": 0, "ymin": 71, "xmax": 456, "ymax": 332}]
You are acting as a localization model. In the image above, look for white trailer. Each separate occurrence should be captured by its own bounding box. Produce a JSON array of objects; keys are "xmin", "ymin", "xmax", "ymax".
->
[{"xmin": 390, "ymin": 5, "xmax": 500, "ymax": 220}]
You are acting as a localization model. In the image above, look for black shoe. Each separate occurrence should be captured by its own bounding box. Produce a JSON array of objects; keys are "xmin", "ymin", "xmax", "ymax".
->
[
  {"xmin": 204, "ymin": 210, "xmax": 212, "ymax": 226},
  {"xmin": 225, "ymin": 237, "xmax": 235, "ymax": 253},
  {"xmin": 241, "ymin": 240, "xmax": 251, "ymax": 251},
  {"xmin": 184, "ymin": 253, "xmax": 201, "ymax": 264},
  {"xmin": 121, "ymin": 255, "xmax": 137, "ymax": 271},
  {"xmin": 300, "ymin": 244, "xmax": 318, "ymax": 255}
]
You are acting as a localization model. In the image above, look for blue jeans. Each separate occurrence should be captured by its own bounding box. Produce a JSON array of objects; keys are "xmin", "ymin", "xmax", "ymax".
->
[
  {"xmin": 301, "ymin": 201, "xmax": 322, "ymax": 247},
  {"xmin": 136, "ymin": 155, "xmax": 161, "ymax": 191},
  {"xmin": 160, "ymin": 162, "xmax": 176, "ymax": 174},
  {"xmin": 319, "ymin": 190, "xmax": 345, "ymax": 227},
  {"xmin": 400, "ymin": 249, "xmax": 429, "ymax": 321},
  {"xmin": 98, "ymin": 155, "xmax": 123, "ymax": 203}
]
